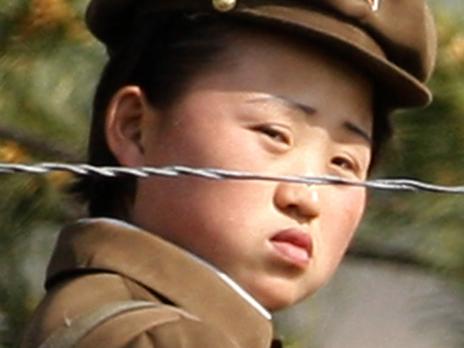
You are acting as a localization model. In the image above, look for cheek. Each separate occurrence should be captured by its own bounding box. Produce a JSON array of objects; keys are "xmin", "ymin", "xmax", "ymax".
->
[
  {"xmin": 134, "ymin": 177, "xmax": 269, "ymax": 254},
  {"xmin": 321, "ymin": 187, "xmax": 366, "ymax": 260},
  {"xmin": 338, "ymin": 188, "xmax": 366, "ymax": 228}
]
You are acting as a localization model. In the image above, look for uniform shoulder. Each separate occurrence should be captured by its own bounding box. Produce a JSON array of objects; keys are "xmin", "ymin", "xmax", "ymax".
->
[
  {"xmin": 23, "ymin": 272, "xmax": 240, "ymax": 348},
  {"xmin": 78, "ymin": 302, "xmax": 239, "ymax": 348},
  {"xmin": 21, "ymin": 272, "xmax": 160, "ymax": 348},
  {"xmin": 32, "ymin": 298, "xmax": 238, "ymax": 348}
]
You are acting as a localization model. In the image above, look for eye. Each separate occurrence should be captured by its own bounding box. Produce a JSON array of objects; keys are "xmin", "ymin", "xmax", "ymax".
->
[
  {"xmin": 331, "ymin": 156, "xmax": 358, "ymax": 173},
  {"xmin": 256, "ymin": 125, "xmax": 291, "ymax": 145}
]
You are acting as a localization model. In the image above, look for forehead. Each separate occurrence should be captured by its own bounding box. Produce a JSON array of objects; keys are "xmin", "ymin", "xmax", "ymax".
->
[{"xmin": 188, "ymin": 28, "xmax": 374, "ymax": 129}]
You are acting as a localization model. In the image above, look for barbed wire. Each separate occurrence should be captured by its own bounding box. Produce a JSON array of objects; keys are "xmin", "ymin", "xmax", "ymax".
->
[{"xmin": 1, "ymin": 162, "xmax": 464, "ymax": 194}]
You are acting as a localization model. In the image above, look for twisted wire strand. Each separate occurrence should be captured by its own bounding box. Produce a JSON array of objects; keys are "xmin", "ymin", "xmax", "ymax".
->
[{"xmin": 1, "ymin": 162, "xmax": 464, "ymax": 194}]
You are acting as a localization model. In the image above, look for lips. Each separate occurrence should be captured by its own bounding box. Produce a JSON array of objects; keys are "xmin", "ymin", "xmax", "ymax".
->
[{"xmin": 270, "ymin": 228, "xmax": 312, "ymax": 268}]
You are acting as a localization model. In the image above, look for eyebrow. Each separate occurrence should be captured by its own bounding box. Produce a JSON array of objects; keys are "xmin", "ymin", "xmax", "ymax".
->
[
  {"xmin": 247, "ymin": 95, "xmax": 316, "ymax": 116},
  {"xmin": 343, "ymin": 121, "xmax": 372, "ymax": 144},
  {"xmin": 246, "ymin": 95, "xmax": 372, "ymax": 144}
]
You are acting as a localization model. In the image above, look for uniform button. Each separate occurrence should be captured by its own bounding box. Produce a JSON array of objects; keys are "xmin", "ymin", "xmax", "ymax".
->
[{"xmin": 212, "ymin": 0, "xmax": 237, "ymax": 12}]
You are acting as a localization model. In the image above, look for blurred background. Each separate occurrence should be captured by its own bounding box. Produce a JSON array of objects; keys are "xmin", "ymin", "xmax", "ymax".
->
[{"xmin": 0, "ymin": 0, "xmax": 463, "ymax": 347}]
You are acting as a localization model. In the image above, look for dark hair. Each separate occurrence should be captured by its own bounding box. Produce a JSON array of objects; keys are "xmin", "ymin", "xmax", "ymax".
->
[
  {"xmin": 75, "ymin": 13, "xmax": 392, "ymax": 218},
  {"xmin": 76, "ymin": 13, "xmax": 234, "ymax": 218}
]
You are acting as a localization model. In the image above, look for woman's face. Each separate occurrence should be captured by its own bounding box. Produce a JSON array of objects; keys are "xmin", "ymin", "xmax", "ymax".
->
[{"xmin": 128, "ymin": 31, "xmax": 373, "ymax": 311}]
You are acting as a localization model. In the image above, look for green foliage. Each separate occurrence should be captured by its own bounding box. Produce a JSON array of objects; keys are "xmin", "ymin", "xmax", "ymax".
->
[
  {"xmin": 0, "ymin": 1, "xmax": 101, "ymax": 346},
  {"xmin": 357, "ymin": 6, "xmax": 464, "ymax": 279}
]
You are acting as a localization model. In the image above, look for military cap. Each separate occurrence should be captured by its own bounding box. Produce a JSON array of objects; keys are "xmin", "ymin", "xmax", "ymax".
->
[{"xmin": 86, "ymin": 0, "xmax": 437, "ymax": 109}]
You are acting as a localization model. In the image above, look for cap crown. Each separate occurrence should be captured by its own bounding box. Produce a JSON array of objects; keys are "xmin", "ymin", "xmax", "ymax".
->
[{"xmin": 86, "ymin": 0, "xmax": 437, "ymax": 108}]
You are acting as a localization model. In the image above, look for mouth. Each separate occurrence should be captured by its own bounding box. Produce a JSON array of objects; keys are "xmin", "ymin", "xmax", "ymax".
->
[{"xmin": 270, "ymin": 228, "xmax": 313, "ymax": 268}]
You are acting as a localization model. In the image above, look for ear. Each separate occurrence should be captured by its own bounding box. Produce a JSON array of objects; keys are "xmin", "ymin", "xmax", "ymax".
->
[{"xmin": 105, "ymin": 86, "xmax": 153, "ymax": 167}]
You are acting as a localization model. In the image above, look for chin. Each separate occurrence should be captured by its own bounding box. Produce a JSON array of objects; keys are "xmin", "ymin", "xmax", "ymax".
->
[
  {"xmin": 261, "ymin": 291, "xmax": 311, "ymax": 312},
  {"xmin": 263, "ymin": 298, "xmax": 296, "ymax": 312},
  {"xmin": 252, "ymin": 279, "xmax": 318, "ymax": 312}
]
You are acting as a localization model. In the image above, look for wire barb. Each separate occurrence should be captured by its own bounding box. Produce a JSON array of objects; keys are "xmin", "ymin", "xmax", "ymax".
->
[{"xmin": 1, "ymin": 162, "xmax": 464, "ymax": 194}]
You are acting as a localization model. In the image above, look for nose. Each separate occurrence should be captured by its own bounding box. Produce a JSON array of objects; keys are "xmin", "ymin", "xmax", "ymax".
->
[{"xmin": 273, "ymin": 182, "xmax": 320, "ymax": 223}]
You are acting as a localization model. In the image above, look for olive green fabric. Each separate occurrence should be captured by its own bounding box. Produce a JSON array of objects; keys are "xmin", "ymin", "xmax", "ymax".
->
[
  {"xmin": 85, "ymin": 0, "xmax": 437, "ymax": 109},
  {"xmin": 21, "ymin": 219, "xmax": 276, "ymax": 348}
]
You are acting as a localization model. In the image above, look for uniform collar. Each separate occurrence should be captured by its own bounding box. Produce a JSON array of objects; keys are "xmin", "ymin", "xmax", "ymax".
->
[{"xmin": 46, "ymin": 218, "xmax": 274, "ymax": 348}]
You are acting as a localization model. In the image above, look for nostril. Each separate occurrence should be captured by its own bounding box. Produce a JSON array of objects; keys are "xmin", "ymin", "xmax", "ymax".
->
[{"xmin": 284, "ymin": 203, "xmax": 317, "ymax": 224}]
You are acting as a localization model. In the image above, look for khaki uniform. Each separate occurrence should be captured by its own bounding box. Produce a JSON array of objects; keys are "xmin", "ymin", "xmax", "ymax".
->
[{"xmin": 21, "ymin": 219, "xmax": 281, "ymax": 348}]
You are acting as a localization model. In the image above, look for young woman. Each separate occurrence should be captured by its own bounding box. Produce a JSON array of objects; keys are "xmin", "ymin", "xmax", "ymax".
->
[{"xmin": 22, "ymin": 0, "xmax": 437, "ymax": 347}]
